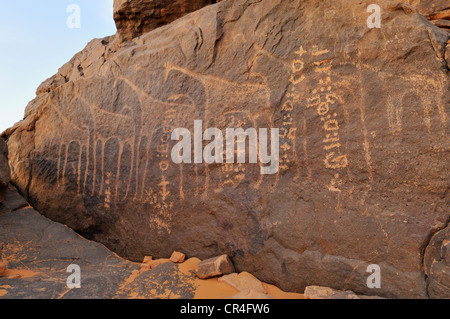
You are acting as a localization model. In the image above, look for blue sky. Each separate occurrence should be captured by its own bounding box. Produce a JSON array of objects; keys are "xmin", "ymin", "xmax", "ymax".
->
[{"xmin": 0, "ymin": 0, "xmax": 116, "ymax": 132}]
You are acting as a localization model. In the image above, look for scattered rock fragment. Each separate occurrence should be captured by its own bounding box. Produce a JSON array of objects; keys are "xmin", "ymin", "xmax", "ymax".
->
[
  {"xmin": 219, "ymin": 272, "xmax": 267, "ymax": 295},
  {"xmin": 304, "ymin": 286, "xmax": 335, "ymax": 299},
  {"xmin": 230, "ymin": 290, "xmax": 274, "ymax": 300},
  {"xmin": 170, "ymin": 251, "xmax": 186, "ymax": 263},
  {"xmin": 194, "ymin": 255, "xmax": 235, "ymax": 279}
]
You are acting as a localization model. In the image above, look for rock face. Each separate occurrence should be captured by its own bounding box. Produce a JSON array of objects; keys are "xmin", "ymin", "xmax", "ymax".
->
[
  {"xmin": 424, "ymin": 224, "xmax": 450, "ymax": 299},
  {"xmin": 3, "ymin": 0, "xmax": 450, "ymax": 298},
  {"xmin": 403, "ymin": 1, "xmax": 450, "ymax": 32},
  {"xmin": 113, "ymin": 0, "xmax": 216, "ymax": 42},
  {"xmin": 0, "ymin": 139, "xmax": 10, "ymax": 202}
]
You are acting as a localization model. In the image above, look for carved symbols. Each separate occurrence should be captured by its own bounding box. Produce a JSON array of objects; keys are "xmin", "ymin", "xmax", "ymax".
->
[{"xmin": 307, "ymin": 46, "xmax": 348, "ymax": 192}]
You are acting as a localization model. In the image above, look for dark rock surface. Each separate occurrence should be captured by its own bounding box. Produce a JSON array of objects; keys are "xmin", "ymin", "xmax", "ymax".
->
[
  {"xmin": 0, "ymin": 185, "xmax": 207, "ymax": 299},
  {"xmin": 0, "ymin": 139, "xmax": 10, "ymax": 203},
  {"xmin": 0, "ymin": 189, "xmax": 138, "ymax": 299},
  {"xmin": 113, "ymin": 0, "xmax": 217, "ymax": 42},
  {"xmin": 424, "ymin": 219, "xmax": 450, "ymax": 299},
  {"xmin": 3, "ymin": 0, "xmax": 450, "ymax": 298}
]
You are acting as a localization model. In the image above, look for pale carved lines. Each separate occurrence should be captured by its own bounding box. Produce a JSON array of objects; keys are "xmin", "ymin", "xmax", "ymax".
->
[
  {"xmin": 48, "ymin": 60, "xmax": 275, "ymax": 233},
  {"xmin": 163, "ymin": 63, "xmax": 273, "ymax": 194},
  {"xmin": 335, "ymin": 77, "xmax": 374, "ymax": 187},
  {"xmin": 386, "ymin": 94, "xmax": 403, "ymax": 135},
  {"xmin": 253, "ymin": 44, "xmax": 308, "ymax": 182},
  {"xmin": 357, "ymin": 63, "xmax": 447, "ymax": 133}
]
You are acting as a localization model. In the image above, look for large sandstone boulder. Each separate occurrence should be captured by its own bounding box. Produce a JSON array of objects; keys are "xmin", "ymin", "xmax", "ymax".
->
[
  {"xmin": 3, "ymin": 0, "xmax": 450, "ymax": 298},
  {"xmin": 113, "ymin": 0, "xmax": 216, "ymax": 42}
]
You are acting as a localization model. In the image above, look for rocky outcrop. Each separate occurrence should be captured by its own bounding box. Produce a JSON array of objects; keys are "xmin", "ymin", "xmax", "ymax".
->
[
  {"xmin": 113, "ymin": 0, "xmax": 217, "ymax": 42},
  {"xmin": 403, "ymin": 1, "xmax": 450, "ymax": 32},
  {"xmin": 0, "ymin": 139, "xmax": 10, "ymax": 203},
  {"xmin": 424, "ymin": 219, "xmax": 450, "ymax": 299},
  {"xmin": 3, "ymin": 0, "xmax": 450, "ymax": 299}
]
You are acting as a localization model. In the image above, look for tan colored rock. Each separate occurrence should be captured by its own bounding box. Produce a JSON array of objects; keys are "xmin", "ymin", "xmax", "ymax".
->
[
  {"xmin": 230, "ymin": 290, "xmax": 274, "ymax": 300},
  {"xmin": 195, "ymin": 255, "xmax": 235, "ymax": 279},
  {"xmin": 219, "ymin": 272, "xmax": 266, "ymax": 294},
  {"xmin": 429, "ymin": 9, "xmax": 450, "ymax": 21},
  {"xmin": 170, "ymin": 251, "xmax": 186, "ymax": 263},
  {"xmin": 304, "ymin": 286, "xmax": 335, "ymax": 299},
  {"xmin": 431, "ymin": 20, "xmax": 450, "ymax": 30},
  {"xmin": 142, "ymin": 256, "xmax": 153, "ymax": 264}
]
